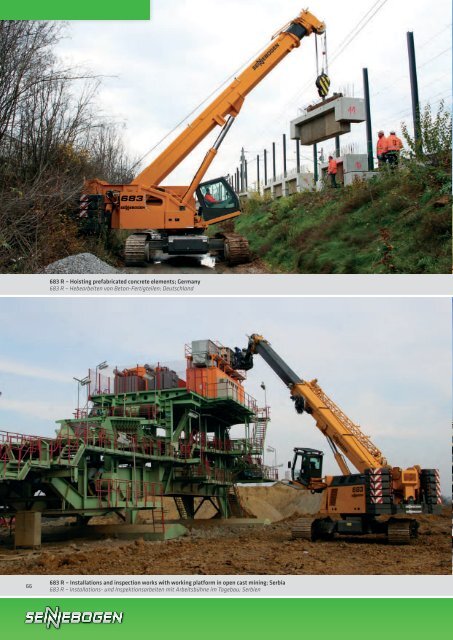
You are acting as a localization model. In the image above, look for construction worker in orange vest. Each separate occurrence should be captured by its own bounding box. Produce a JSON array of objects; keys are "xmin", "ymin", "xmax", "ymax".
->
[
  {"xmin": 376, "ymin": 130, "xmax": 388, "ymax": 167},
  {"xmin": 327, "ymin": 155, "xmax": 338, "ymax": 188},
  {"xmin": 386, "ymin": 130, "xmax": 403, "ymax": 168}
]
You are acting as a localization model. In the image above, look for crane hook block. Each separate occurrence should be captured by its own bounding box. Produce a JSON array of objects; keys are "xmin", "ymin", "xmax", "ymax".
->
[{"xmin": 316, "ymin": 73, "xmax": 330, "ymax": 98}]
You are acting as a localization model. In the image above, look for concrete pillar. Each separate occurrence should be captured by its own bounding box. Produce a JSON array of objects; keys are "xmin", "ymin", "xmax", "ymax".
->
[{"xmin": 15, "ymin": 511, "xmax": 41, "ymax": 549}]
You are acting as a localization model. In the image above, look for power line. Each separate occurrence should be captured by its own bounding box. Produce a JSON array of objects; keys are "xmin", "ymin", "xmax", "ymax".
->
[
  {"xmin": 332, "ymin": 0, "xmax": 385, "ymax": 52},
  {"xmin": 373, "ymin": 70, "xmax": 451, "ymax": 99},
  {"xmin": 329, "ymin": 0, "xmax": 390, "ymax": 65},
  {"xmin": 418, "ymin": 47, "xmax": 452, "ymax": 69},
  {"xmin": 251, "ymin": 0, "xmax": 390, "ymax": 141},
  {"xmin": 418, "ymin": 23, "xmax": 452, "ymax": 49},
  {"xmin": 377, "ymin": 90, "xmax": 451, "ymax": 122}
]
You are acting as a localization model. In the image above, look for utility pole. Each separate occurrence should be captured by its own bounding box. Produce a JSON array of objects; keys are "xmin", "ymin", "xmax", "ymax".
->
[
  {"xmin": 407, "ymin": 32, "xmax": 421, "ymax": 149},
  {"xmin": 363, "ymin": 67, "xmax": 374, "ymax": 170},
  {"xmin": 264, "ymin": 149, "xmax": 268, "ymax": 185}
]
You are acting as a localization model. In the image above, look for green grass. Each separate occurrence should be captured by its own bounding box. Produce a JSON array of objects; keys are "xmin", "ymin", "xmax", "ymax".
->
[{"xmin": 230, "ymin": 162, "xmax": 451, "ymax": 274}]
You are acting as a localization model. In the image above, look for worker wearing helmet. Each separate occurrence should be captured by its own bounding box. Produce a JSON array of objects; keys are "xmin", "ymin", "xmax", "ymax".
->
[
  {"xmin": 327, "ymin": 156, "xmax": 338, "ymax": 188},
  {"xmin": 386, "ymin": 130, "xmax": 403, "ymax": 168},
  {"xmin": 376, "ymin": 131, "xmax": 388, "ymax": 167}
]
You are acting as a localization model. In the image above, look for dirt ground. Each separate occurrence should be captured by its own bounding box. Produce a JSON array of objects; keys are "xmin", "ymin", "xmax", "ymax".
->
[
  {"xmin": 122, "ymin": 255, "xmax": 270, "ymax": 274},
  {"xmin": 0, "ymin": 484, "xmax": 452, "ymax": 575},
  {"xmin": 0, "ymin": 512, "xmax": 450, "ymax": 576}
]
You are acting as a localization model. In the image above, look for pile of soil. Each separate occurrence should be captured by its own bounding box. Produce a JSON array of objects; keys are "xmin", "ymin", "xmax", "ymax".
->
[{"xmin": 236, "ymin": 483, "xmax": 322, "ymax": 521}]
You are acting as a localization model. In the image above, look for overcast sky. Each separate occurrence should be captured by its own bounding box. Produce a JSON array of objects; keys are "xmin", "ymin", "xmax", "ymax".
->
[
  {"xmin": 0, "ymin": 297, "xmax": 450, "ymax": 494},
  {"xmin": 56, "ymin": 0, "xmax": 451, "ymax": 186}
]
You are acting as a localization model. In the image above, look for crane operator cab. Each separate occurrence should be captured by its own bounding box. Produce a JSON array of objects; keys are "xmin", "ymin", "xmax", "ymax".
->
[
  {"xmin": 196, "ymin": 178, "xmax": 240, "ymax": 222},
  {"xmin": 290, "ymin": 448, "xmax": 324, "ymax": 487}
]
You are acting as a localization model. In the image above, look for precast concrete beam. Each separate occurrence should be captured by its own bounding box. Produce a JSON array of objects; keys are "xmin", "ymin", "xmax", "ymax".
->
[{"xmin": 291, "ymin": 97, "xmax": 366, "ymax": 146}]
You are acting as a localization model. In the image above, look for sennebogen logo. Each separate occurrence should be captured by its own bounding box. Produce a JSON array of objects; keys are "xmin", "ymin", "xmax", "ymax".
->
[{"xmin": 25, "ymin": 606, "xmax": 124, "ymax": 629}]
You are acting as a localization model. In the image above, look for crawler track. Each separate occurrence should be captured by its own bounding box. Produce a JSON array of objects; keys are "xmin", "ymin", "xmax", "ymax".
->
[
  {"xmin": 387, "ymin": 520, "xmax": 413, "ymax": 545},
  {"xmin": 221, "ymin": 233, "xmax": 251, "ymax": 265},
  {"xmin": 124, "ymin": 234, "xmax": 148, "ymax": 266},
  {"xmin": 291, "ymin": 517, "xmax": 314, "ymax": 540}
]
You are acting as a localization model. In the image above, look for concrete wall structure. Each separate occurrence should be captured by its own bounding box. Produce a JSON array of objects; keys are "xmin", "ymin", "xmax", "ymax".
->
[
  {"xmin": 343, "ymin": 171, "xmax": 377, "ymax": 187},
  {"xmin": 262, "ymin": 170, "xmax": 314, "ymax": 198}
]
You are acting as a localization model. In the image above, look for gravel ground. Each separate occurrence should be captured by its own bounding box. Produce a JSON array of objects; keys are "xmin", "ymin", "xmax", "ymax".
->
[{"xmin": 44, "ymin": 253, "xmax": 120, "ymax": 274}]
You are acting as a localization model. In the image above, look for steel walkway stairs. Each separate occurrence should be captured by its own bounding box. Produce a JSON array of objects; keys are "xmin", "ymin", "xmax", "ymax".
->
[
  {"xmin": 251, "ymin": 408, "xmax": 269, "ymax": 456},
  {"xmin": 174, "ymin": 496, "xmax": 189, "ymax": 519},
  {"xmin": 227, "ymin": 485, "xmax": 244, "ymax": 517}
]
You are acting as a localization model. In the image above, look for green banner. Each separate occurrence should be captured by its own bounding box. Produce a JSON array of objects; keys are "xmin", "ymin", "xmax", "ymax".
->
[
  {"xmin": 0, "ymin": 598, "xmax": 452, "ymax": 638},
  {"xmin": 0, "ymin": 1, "xmax": 150, "ymax": 20}
]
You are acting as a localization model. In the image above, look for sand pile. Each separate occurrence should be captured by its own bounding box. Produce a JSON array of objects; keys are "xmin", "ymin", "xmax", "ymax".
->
[{"xmin": 236, "ymin": 482, "xmax": 322, "ymax": 521}]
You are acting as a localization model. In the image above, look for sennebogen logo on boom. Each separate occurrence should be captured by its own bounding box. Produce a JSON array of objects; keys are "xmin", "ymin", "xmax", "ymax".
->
[{"xmin": 25, "ymin": 606, "xmax": 124, "ymax": 629}]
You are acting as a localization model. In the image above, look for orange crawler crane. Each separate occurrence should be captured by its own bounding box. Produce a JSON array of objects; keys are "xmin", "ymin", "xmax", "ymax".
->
[
  {"xmin": 82, "ymin": 9, "xmax": 326, "ymax": 265},
  {"xmin": 233, "ymin": 334, "xmax": 442, "ymax": 544}
]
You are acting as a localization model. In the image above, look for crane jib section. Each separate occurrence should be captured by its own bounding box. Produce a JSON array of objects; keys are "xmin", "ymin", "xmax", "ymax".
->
[
  {"xmin": 291, "ymin": 380, "xmax": 387, "ymax": 473},
  {"xmin": 133, "ymin": 13, "xmax": 320, "ymax": 187}
]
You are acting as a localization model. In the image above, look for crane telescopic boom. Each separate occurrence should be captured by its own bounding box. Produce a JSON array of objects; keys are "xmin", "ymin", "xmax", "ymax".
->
[
  {"xmin": 238, "ymin": 334, "xmax": 387, "ymax": 474},
  {"xmin": 134, "ymin": 10, "xmax": 325, "ymax": 186}
]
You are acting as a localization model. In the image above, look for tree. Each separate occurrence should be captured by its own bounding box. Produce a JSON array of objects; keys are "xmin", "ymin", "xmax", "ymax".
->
[{"xmin": 0, "ymin": 20, "xmax": 136, "ymax": 272}]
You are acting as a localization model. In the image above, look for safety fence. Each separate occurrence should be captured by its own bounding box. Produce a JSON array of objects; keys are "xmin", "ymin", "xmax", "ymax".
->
[
  {"xmin": 94, "ymin": 479, "xmax": 165, "ymax": 531},
  {"xmin": 74, "ymin": 403, "xmax": 159, "ymax": 420},
  {"xmin": 0, "ymin": 430, "xmax": 49, "ymax": 478},
  {"xmin": 53, "ymin": 425, "xmax": 175, "ymax": 462}
]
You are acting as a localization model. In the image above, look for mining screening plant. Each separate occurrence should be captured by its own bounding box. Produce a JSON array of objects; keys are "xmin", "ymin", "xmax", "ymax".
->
[{"xmin": 0, "ymin": 340, "xmax": 270, "ymax": 546}]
